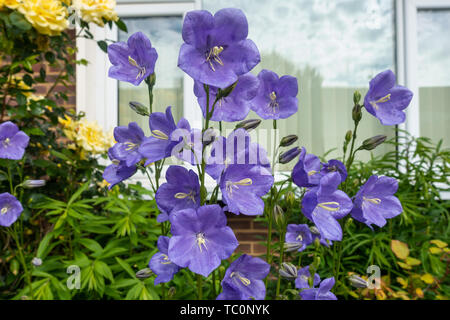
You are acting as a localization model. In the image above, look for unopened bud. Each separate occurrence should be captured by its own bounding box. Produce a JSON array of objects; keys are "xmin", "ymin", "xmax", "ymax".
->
[
  {"xmin": 279, "ymin": 135, "xmax": 298, "ymax": 147},
  {"xmin": 279, "ymin": 147, "xmax": 301, "ymax": 164},
  {"xmin": 31, "ymin": 257, "xmax": 42, "ymax": 267},
  {"xmin": 345, "ymin": 130, "xmax": 352, "ymax": 143},
  {"xmin": 310, "ymin": 226, "xmax": 320, "ymax": 235},
  {"xmin": 129, "ymin": 101, "xmax": 150, "ymax": 117},
  {"xmin": 349, "ymin": 274, "xmax": 368, "ymax": 288},
  {"xmin": 168, "ymin": 286, "xmax": 176, "ymax": 298},
  {"xmin": 285, "ymin": 191, "xmax": 295, "ymax": 207},
  {"xmin": 145, "ymin": 73, "xmax": 156, "ymax": 87},
  {"xmin": 279, "ymin": 262, "xmax": 298, "ymax": 280},
  {"xmin": 273, "ymin": 205, "xmax": 285, "ymax": 227},
  {"xmin": 353, "ymin": 90, "xmax": 362, "ymax": 105},
  {"xmin": 202, "ymin": 127, "xmax": 217, "ymax": 146},
  {"xmin": 360, "ymin": 135, "xmax": 387, "ymax": 151},
  {"xmin": 136, "ymin": 268, "xmax": 153, "ymax": 279},
  {"xmin": 22, "ymin": 180, "xmax": 46, "ymax": 188},
  {"xmin": 352, "ymin": 104, "xmax": 362, "ymax": 123},
  {"xmin": 216, "ymin": 81, "xmax": 238, "ymax": 100},
  {"xmin": 284, "ymin": 242, "xmax": 303, "ymax": 252},
  {"xmin": 235, "ymin": 119, "xmax": 261, "ymax": 132}
]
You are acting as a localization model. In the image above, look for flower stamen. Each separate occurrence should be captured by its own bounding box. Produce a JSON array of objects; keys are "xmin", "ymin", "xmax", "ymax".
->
[
  {"xmin": 128, "ymin": 56, "xmax": 146, "ymax": 80},
  {"xmin": 1, "ymin": 207, "xmax": 7, "ymax": 215},
  {"xmin": 160, "ymin": 254, "xmax": 172, "ymax": 265},
  {"xmin": 267, "ymin": 91, "xmax": 279, "ymax": 114},
  {"xmin": 226, "ymin": 178, "xmax": 253, "ymax": 196},
  {"xmin": 174, "ymin": 191, "xmax": 197, "ymax": 204},
  {"xmin": 151, "ymin": 130, "xmax": 169, "ymax": 140},
  {"xmin": 370, "ymin": 93, "xmax": 391, "ymax": 110},
  {"xmin": 363, "ymin": 197, "xmax": 381, "ymax": 205},
  {"xmin": 124, "ymin": 141, "xmax": 138, "ymax": 151},
  {"xmin": 230, "ymin": 272, "xmax": 251, "ymax": 286},
  {"xmin": 317, "ymin": 201, "xmax": 340, "ymax": 212},
  {"xmin": 206, "ymin": 46, "xmax": 224, "ymax": 72},
  {"xmin": 196, "ymin": 233, "xmax": 208, "ymax": 252}
]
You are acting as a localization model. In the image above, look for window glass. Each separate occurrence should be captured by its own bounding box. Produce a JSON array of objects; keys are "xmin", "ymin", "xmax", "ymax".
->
[
  {"xmin": 202, "ymin": 0, "xmax": 396, "ymax": 169},
  {"xmin": 418, "ymin": 10, "xmax": 450, "ymax": 149},
  {"xmin": 118, "ymin": 16, "xmax": 184, "ymax": 135}
]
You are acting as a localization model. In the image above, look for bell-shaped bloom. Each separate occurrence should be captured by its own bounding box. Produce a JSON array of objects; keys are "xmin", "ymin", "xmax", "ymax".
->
[
  {"xmin": 193, "ymin": 73, "xmax": 259, "ymax": 122},
  {"xmin": 170, "ymin": 128, "xmax": 203, "ymax": 165},
  {"xmin": 299, "ymin": 277, "xmax": 337, "ymax": 300},
  {"xmin": 220, "ymin": 164, "xmax": 273, "ymax": 216},
  {"xmin": 217, "ymin": 254, "xmax": 270, "ymax": 300},
  {"xmin": 250, "ymin": 69, "xmax": 298, "ymax": 120},
  {"xmin": 178, "ymin": 8, "xmax": 260, "ymax": 88},
  {"xmin": 206, "ymin": 128, "xmax": 270, "ymax": 181},
  {"xmin": 321, "ymin": 159, "xmax": 347, "ymax": 184},
  {"xmin": 139, "ymin": 106, "xmax": 190, "ymax": 166},
  {"xmin": 103, "ymin": 150, "xmax": 137, "ymax": 189},
  {"xmin": 285, "ymin": 224, "xmax": 313, "ymax": 252},
  {"xmin": 292, "ymin": 147, "xmax": 322, "ymax": 188},
  {"xmin": 364, "ymin": 70, "xmax": 413, "ymax": 125},
  {"xmin": 108, "ymin": 31, "xmax": 158, "ymax": 86},
  {"xmin": 168, "ymin": 205, "xmax": 238, "ymax": 277},
  {"xmin": 109, "ymin": 122, "xmax": 146, "ymax": 167},
  {"xmin": 350, "ymin": 175, "xmax": 402, "ymax": 228},
  {"xmin": 149, "ymin": 236, "xmax": 181, "ymax": 285},
  {"xmin": 295, "ymin": 266, "xmax": 321, "ymax": 289},
  {"xmin": 302, "ymin": 172, "xmax": 353, "ymax": 241},
  {"xmin": 0, "ymin": 121, "xmax": 29, "ymax": 160},
  {"xmin": 155, "ymin": 165, "xmax": 200, "ymax": 223},
  {"xmin": 0, "ymin": 192, "xmax": 23, "ymax": 227}
]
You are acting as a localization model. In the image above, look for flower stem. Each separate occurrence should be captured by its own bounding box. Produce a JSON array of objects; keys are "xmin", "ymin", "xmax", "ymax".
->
[
  {"xmin": 275, "ymin": 229, "xmax": 286, "ymax": 299},
  {"xmin": 196, "ymin": 274, "xmax": 203, "ymax": 300},
  {"xmin": 10, "ymin": 226, "xmax": 33, "ymax": 299}
]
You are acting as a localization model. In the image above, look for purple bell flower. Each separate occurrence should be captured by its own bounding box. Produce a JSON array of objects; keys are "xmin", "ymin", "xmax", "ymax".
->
[
  {"xmin": 285, "ymin": 224, "xmax": 313, "ymax": 252},
  {"xmin": 295, "ymin": 266, "xmax": 321, "ymax": 289},
  {"xmin": 0, "ymin": 121, "xmax": 29, "ymax": 160},
  {"xmin": 217, "ymin": 254, "xmax": 270, "ymax": 300},
  {"xmin": 168, "ymin": 205, "xmax": 238, "ymax": 277},
  {"xmin": 350, "ymin": 175, "xmax": 403, "ymax": 228},
  {"xmin": 102, "ymin": 150, "xmax": 137, "ymax": 189},
  {"xmin": 291, "ymin": 147, "xmax": 322, "ymax": 188},
  {"xmin": 0, "ymin": 192, "xmax": 23, "ymax": 227},
  {"xmin": 139, "ymin": 106, "xmax": 190, "ymax": 166},
  {"xmin": 155, "ymin": 165, "xmax": 200, "ymax": 223},
  {"xmin": 250, "ymin": 69, "xmax": 298, "ymax": 120},
  {"xmin": 178, "ymin": 8, "xmax": 260, "ymax": 88},
  {"xmin": 301, "ymin": 172, "xmax": 353, "ymax": 241},
  {"xmin": 364, "ymin": 70, "xmax": 413, "ymax": 125},
  {"xmin": 109, "ymin": 122, "xmax": 146, "ymax": 167},
  {"xmin": 149, "ymin": 236, "xmax": 181, "ymax": 285},
  {"xmin": 170, "ymin": 128, "xmax": 203, "ymax": 165},
  {"xmin": 193, "ymin": 73, "xmax": 259, "ymax": 122},
  {"xmin": 220, "ymin": 164, "xmax": 273, "ymax": 216},
  {"xmin": 321, "ymin": 159, "xmax": 347, "ymax": 184},
  {"xmin": 300, "ymin": 277, "xmax": 338, "ymax": 300},
  {"xmin": 108, "ymin": 31, "xmax": 158, "ymax": 86},
  {"xmin": 206, "ymin": 128, "xmax": 270, "ymax": 181}
]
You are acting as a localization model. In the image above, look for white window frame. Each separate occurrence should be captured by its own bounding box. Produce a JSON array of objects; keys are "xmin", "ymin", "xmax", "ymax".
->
[{"xmin": 398, "ymin": 0, "xmax": 450, "ymax": 199}]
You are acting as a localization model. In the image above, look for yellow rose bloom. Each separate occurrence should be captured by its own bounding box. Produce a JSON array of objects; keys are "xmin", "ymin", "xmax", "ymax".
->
[
  {"xmin": 72, "ymin": 0, "xmax": 118, "ymax": 27},
  {"xmin": 18, "ymin": 0, "xmax": 68, "ymax": 36},
  {"xmin": 0, "ymin": 0, "xmax": 20, "ymax": 10},
  {"xmin": 75, "ymin": 119, "xmax": 110, "ymax": 154}
]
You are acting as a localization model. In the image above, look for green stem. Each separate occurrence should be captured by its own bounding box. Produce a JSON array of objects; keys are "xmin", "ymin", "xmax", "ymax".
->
[
  {"xmin": 212, "ymin": 270, "xmax": 217, "ymax": 297},
  {"xmin": 196, "ymin": 274, "xmax": 203, "ymax": 300},
  {"xmin": 275, "ymin": 229, "xmax": 286, "ymax": 299},
  {"xmin": 10, "ymin": 226, "xmax": 33, "ymax": 299}
]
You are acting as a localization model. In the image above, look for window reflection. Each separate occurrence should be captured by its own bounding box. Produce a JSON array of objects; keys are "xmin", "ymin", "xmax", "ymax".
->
[
  {"xmin": 418, "ymin": 10, "xmax": 450, "ymax": 149},
  {"xmin": 202, "ymin": 0, "xmax": 396, "ymax": 168},
  {"xmin": 118, "ymin": 16, "xmax": 184, "ymax": 135}
]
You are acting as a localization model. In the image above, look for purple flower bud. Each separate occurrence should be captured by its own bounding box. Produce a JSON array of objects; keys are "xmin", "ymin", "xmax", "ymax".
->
[
  {"xmin": 136, "ymin": 268, "xmax": 153, "ymax": 279},
  {"xmin": 22, "ymin": 180, "xmax": 46, "ymax": 189},
  {"xmin": 360, "ymin": 135, "xmax": 387, "ymax": 151},
  {"xmin": 279, "ymin": 135, "xmax": 298, "ymax": 147},
  {"xmin": 32, "ymin": 257, "xmax": 42, "ymax": 267},
  {"xmin": 234, "ymin": 118, "xmax": 261, "ymax": 131},
  {"xmin": 129, "ymin": 101, "xmax": 149, "ymax": 117},
  {"xmin": 279, "ymin": 262, "xmax": 298, "ymax": 280},
  {"xmin": 349, "ymin": 274, "xmax": 368, "ymax": 288},
  {"xmin": 279, "ymin": 147, "xmax": 301, "ymax": 164}
]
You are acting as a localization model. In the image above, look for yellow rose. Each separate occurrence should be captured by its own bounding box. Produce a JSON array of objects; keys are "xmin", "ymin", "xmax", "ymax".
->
[
  {"xmin": 72, "ymin": 0, "xmax": 118, "ymax": 27},
  {"xmin": 75, "ymin": 119, "xmax": 109, "ymax": 154},
  {"xmin": 0, "ymin": 0, "xmax": 20, "ymax": 10},
  {"xmin": 58, "ymin": 115, "xmax": 77, "ymax": 141},
  {"xmin": 18, "ymin": 0, "xmax": 68, "ymax": 36}
]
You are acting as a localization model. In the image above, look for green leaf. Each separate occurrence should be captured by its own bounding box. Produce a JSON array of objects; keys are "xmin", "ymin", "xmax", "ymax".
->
[
  {"xmin": 79, "ymin": 238, "xmax": 103, "ymax": 254},
  {"xmin": 115, "ymin": 257, "xmax": 136, "ymax": 279},
  {"xmin": 97, "ymin": 40, "xmax": 108, "ymax": 53},
  {"xmin": 36, "ymin": 232, "xmax": 54, "ymax": 259},
  {"xmin": 24, "ymin": 127, "xmax": 45, "ymax": 136},
  {"xmin": 115, "ymin": 18, "xmax": 128, "ymax": 32},
  {"xmin": 9, "ymin": 11, "xmax": 31, "ymax": 31}
]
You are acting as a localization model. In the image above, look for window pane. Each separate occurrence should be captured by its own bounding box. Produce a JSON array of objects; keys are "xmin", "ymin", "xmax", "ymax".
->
[
  {"xmin": 202, "ymin": 0, "xmax": 396, "ymax": 169},
  {"xmin": 418, "ymin": 10, "xmax": 450, "ymax": 149},
  {"xmin": 118, "ymin": 16, "xmax": 184, "ymax": 135}
]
